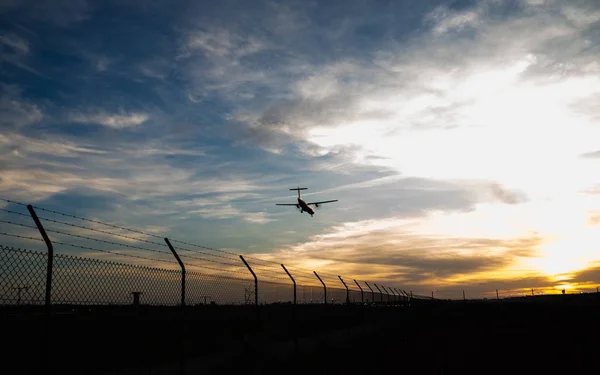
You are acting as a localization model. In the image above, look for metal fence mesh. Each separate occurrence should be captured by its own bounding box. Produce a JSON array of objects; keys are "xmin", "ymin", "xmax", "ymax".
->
[
  {"xmin": 0, "ymin": 247, "xmax": 47, "ymax": 305},
  {"xmin": 53, "ymin": 255, "xmax": 182, "ymax": 305},
  {"xmin": 1, "ymin": 246, "xmax": 409, "ymax": 306}
]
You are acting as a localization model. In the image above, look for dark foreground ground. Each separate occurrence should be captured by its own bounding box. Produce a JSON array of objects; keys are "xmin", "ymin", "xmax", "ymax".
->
[{"xmin": 2, "ymin": 293, "xmax": 600, "ymax": 374}]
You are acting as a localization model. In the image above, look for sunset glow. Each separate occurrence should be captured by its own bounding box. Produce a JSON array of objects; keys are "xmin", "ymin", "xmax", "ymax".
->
[{"xmin": 2, "ymin": 0, "xmax": 600, "ymax": 298}]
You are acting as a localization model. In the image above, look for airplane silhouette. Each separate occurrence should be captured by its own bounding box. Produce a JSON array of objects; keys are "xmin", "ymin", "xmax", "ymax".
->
[{"xmin": 275, "ymin": 187, "xmax": 338, "ymax": 217}]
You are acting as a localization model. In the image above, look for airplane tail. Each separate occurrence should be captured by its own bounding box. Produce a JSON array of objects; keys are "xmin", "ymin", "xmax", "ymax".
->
[{"xmin": 290, "ymin": 187, "xmax": 307, "ymax": 198}]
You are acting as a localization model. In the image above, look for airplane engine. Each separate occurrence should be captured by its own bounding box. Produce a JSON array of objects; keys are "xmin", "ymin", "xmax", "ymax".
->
[{"xmin": 315, "ymin": 203, "xmax": 319, "ymax": 208}]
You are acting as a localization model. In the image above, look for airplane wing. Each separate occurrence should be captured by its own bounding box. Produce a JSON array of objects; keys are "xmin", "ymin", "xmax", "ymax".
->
[
  {"xmin": 275, "ymin": 203, "xmax": 298, "ymax": 206},
  {"xmin": 306, "ymin": 200, "xmax": 338, "ymax": 206}
]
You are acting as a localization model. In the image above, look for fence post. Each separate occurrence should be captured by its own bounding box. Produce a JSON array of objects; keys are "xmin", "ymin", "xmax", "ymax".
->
[
  {"xmin": 389, "ymin": 288, "xmax": 397, "ymax": 304},
  {"xmin": 314, "ymin": 271, "xmax": 327, "ymax": 304},
  {"xmin": 374, "ymin": 284, "xmax": 383, "ymax": 304},
  {"xmin": 240, "ymin": 256, "xmax": 258, "ymax": 306},
  {"xmin": 496, "ymin": 289, "xmax": 499, "ymax": 300},
  {"xmin": 399, "ymin": 289, "xmax": 410, "ymax": 302},
  {"xmin": 353, "ymin": 279, "xmax": 364, "ymax": 304},
  {"xmin": 281, "ymin": 264, "xmax": 297, "ymax": 350},
  {"xmin": 164, "ymin": 238, "xmax": 187, "ymax": 375},
  {"xmin": 463, "ymin": 290, "xmax": 466, "ymax": 301},
  {"xmin": 281, "ymin": 264, "xmax": 296, "ymax": 305},
  {"xmin": 381, "ymin": 285, "xmax": 391, "ymax": 304},
  {"xmin": 338, "ymin": 276, "xmax": 349, "ymax": 304},
  {"xmin": 27, "ymin": 205, "xmax": 53, "ymax": 314},
  {"xmin": 365, "ymin": 282, "xmax": 375, "ymax": 304},
  {"xmin": 164, "ymin": 238, "xmax": 186, "ymax": 307}
]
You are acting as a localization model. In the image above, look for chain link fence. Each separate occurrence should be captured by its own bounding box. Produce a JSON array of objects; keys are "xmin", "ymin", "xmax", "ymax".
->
[{"xmin": 1, "ymin": 245, "xmax": 410, "ymax": 307}]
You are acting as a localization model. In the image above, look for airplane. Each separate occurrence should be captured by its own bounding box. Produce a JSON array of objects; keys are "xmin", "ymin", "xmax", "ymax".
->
[{"xmin": 275, "ymin": 187, "xmax": 338, "ymax": 217}]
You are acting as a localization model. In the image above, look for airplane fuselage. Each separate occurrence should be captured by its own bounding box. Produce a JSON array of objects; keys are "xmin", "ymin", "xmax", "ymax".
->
[
  {"xmin": 275, "ymin": 187, "xmax": 337, "ymax": 217},
  {"xmin": 298, "ymin": 198, "xmax": 315, "ymax": 216}
]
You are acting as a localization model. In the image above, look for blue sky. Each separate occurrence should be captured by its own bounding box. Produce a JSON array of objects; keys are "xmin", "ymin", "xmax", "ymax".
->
[{"xmin": 2, "ymin": 0, "xmax": 600, "ymax": 296}]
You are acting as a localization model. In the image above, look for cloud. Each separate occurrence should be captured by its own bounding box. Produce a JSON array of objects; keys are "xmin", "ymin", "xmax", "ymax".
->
[
  {"xmin": 587, "ymin": 213, "xmax": 600, "ymax": 226},
  {"xmin": 95, "ymin": 57, "xmax": 111, "ymax": 72},
  {"xmin": 182, "ymin": 28, "xmax": 266, "ymax": 58},
  {"xmin": 489, "ymin": 183, "xmax": 529, "ymax": 205},
  {"xmin": 0, "ymin": 31, "xmax": 38, "ymax": 73},
  {"xmin": 571, "ymin": 263, "xmax": 600, "ymax": 284},
  {"xmin": 0, "ymin": 85, "xmax": 43, "ymax": 128},
  {"xmin": 251, "ymin": 214, "xmax": 545, "ymax": 291},
  {"xmin": 244, "ymin": 212, "xmax": 274, "ymax": 224},
  {"xmin": 0, "ymin": 131, "xmax": 241, "ymax": 199},
  {"xmin": 176, "ymin": 196, "xmax": 274, "ymax": 224},
  {"xmin": 1, "ymin": 0, "xmax": 93, "ymax": 27},
  {"xmin": 0, "ymin": 32, "xmax": 29, "ymax": 53},
  {"xmin": 209, "ymin": 0, "xmax": 600, "ymax": 181},
  {"xmin": 581, "ymin": 150, "xmax": 600, "ymax": 158},
  {"xmin": 4, "ymin": 0, "xmax": 600, "ymax": 294},
  {"xmin": 69, "ymin": 110, "xmax": 150, "ymax": 128},
  {"xmin": 0, "ymin": 126, "xmax": 286, "ymax": 230},
  {"xmin": 425, "ymin": 3, "xmax": 481, "ymax": 34}
]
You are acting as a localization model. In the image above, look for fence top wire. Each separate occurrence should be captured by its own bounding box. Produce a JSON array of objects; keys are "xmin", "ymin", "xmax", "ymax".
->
[
  {"xmin": 0, "ymin": 232, "xmax": 45, "ymax": 242},
  {"xmin": 1, "ymin": 197, "xmax": 384, "ymax": 290},
  {"xmin": 2, "ymin": 198, "xmax": 271, "ymax": 261},
  {"xmin": 0, "ymin": 219, "xmax": 39, "ymax": 230}
]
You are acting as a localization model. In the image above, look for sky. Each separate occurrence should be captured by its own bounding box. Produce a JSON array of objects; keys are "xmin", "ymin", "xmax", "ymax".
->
[{"xmin": 2, "ymin": 0, "xmax": 600, "ymax": 298}]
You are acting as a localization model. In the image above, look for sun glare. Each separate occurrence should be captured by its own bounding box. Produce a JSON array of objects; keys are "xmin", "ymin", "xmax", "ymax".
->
[{"xmin": 526, "ymin": 229, "xmax": 600, "ymax": 276}]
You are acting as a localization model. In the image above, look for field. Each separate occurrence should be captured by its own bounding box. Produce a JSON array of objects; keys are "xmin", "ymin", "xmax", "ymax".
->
[{"xmin": 3, "ymin": 294, "xmax": 600, "ymax": 374}]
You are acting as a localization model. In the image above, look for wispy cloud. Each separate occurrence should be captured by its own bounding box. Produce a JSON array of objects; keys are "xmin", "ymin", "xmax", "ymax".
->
[
  {"xmin": 69, "ymin": 110, "xmax": 150, "ymax": 128},
  {"xmin": 489, "ymin": 183, "xmax": 529, "ymax": 205},
  {"xmin": 0, "ymin": 85, "xmax": 43, "ymax": 128},
  {"xmin": 252, "ymin": 214, "xmax": 545, "ymax": 290},
  {"xmin": 581, "ymin": 150, "xmax": 600, "ymax": 158},
  {"xmin": 0, "ymin": 31, "xmax": 38, "ymax": 73},
  {"xmin": 0, "ymin": 33, "xmax": 29, "ymax": 53},
  {"xmin": 182, "ymin": 28, "xmax": 266, "ymax": 58},
  {"xmin": 2, "ymin": 0, "xmax": 93, "ymax": 27},
  {"xmin": 425, "ymin": 3, "xmax": 481, "ymax": 35}
]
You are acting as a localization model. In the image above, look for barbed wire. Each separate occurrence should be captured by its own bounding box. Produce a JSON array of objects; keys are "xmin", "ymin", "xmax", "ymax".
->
[
  {"xmin": 0, "ymin": 208, "xmax": 30, "ymax": 217},
  {"xmin": 1, "ymin": 207, "xmax": 253, "ymax": 265},
  {"xmin": 167, "ymin": 238, "xmax": 317, "ymax": 276},
  {"xmin": 0, "ymin": 198, "xmax": 27, "ymax": 207},
  {"xmin": 38, "ymin": 215, "xmax": 166, "ymax": 246},
  {"xmin": 1, "ymin": 198, "xmax": 381, "ymax": 289},
  {"xmin": 162, "ymin": 244, "xmax": 246, "ymax": 263},
  {"xmin": 29, "ymin": 203, "xmax": 166, "ymax": 238},
  {"xmin": 51, "ymin": 239, "xmax": 178, "ymax": 264},
  {"xmin": 0, "ymin": 219, "xmax": 39, "ymax": 231},
  {"xmin": 0, "ymin": 224, "xmax": 296, "ymax": 280},
  {"xmin": 36, "ymin": 226, "xmax": 174, "ymax": 256},
  {"xmin": 1, "ymin": 200, "xmax": 278, "ymax": 264},
  {"xmin": 0, "ymin": 232, "xmax": 44, "ymax": 242},
  {"xmin": 48, "ymin": 240, "xmax": 256, "ymax": 277},
  {"xmin": 39, "ymin": 228, "xmax": 252, "ymax": 271},
  {"xmin": 168, "ymin": 238, "xmax": 243, "ymax": 257}
]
